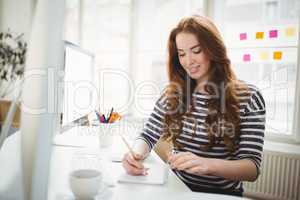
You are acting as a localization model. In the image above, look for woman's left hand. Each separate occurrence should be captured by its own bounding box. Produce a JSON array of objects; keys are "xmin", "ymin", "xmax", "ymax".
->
[{"xmin": 167, "ymin": 151, "xmax": 214, "ymax": 176}]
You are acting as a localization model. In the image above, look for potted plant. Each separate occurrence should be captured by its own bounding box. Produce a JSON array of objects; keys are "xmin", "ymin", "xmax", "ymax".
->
[{"xmin": 0, "ymin": 30, "xmax": 27, "ymax": 128}]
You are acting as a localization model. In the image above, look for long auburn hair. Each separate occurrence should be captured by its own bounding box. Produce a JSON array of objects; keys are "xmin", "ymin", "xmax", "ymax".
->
[{"xmin": 161, "ymin": 15, "xmax": 247, "ymax": 153}]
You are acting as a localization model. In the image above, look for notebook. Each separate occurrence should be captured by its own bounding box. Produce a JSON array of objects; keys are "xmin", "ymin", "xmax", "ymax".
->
[
  {"xmin": 118, "ymin": 163, "xmax": 169, "ymax": 185},
  {"xmin": 53, "ymin": 126, "xmax": 99, "ymax": 148}
]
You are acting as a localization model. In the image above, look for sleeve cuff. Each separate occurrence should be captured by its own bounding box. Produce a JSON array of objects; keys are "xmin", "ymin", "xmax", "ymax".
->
[
  {"xmin": 132, "ymin": 138, "xmax": 151, "ymax": 159},
  {"xmin": 241, "ymin": 157, "xmax": 261, "ymax": 180}
]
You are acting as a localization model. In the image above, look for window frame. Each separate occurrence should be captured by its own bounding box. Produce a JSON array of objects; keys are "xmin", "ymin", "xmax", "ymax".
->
[
  {"xmin": 67, "ymin": 0, "xmax": 300, "ymax": 144},
  {"xmin": 207, "ymin": 0, "xmax": 300, "ymax": 144}
]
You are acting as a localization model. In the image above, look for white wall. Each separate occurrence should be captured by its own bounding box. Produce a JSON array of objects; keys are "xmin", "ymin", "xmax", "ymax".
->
[
  {"xmin": 0, "ymin": 0, "xmax": 35, "ymax": 40},
  {"xmin": 0, "ymin": 1, "xmax": 2, "ymax": 29}
]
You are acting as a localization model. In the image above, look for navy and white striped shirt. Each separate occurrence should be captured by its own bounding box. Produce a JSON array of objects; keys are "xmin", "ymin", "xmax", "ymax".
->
[{"xmin": 137, "ymin": 84, "xmax": 266, "ymax": 193}]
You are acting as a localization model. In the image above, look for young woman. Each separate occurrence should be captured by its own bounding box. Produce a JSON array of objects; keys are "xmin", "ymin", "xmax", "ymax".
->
[{"xmin": 122, "ymin": 15, "xmax": 265, "ymax": 197}]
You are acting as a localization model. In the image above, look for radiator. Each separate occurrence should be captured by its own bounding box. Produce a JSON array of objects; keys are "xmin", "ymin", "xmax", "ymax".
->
[{"xmin": 244, "ymin": 150, "xmax": 300, "ymax": 200}]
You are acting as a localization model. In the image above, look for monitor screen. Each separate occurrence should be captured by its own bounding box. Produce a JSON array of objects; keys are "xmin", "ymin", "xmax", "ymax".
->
[{"xmin": 61, "ymin": 41, "xmax": 95, "ymax": 126}]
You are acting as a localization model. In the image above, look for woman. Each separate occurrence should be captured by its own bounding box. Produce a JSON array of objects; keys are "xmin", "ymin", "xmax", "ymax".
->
[{"xmin": 122, "ymin": 15, "xmax": 265, "ymax": 197}]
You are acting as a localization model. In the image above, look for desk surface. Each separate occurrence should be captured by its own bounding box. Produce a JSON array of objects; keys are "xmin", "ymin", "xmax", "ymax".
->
[
  {"xmin": 48, "ymin": 145, "xmax": 190, "ymax": 200},
  {"xmin": 0, "ymin": 127, "xmax": 251, "ymax": 200},
  {"xmin": 49, "ymin": 126, "xmax": 249, "ymax": 200}
]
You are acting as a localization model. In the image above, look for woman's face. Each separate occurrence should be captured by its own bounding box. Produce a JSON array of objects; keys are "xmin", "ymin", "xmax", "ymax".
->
[{"xmin": 175, "ymin": 32, "xmax": 211, "ymax": 84}]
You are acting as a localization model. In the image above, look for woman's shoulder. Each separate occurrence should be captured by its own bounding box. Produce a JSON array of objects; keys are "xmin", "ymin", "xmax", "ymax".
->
[
  {"xmin": 155, "ymin": 86, "xmax": 179, "ymax": 110},
  {"xmin": 236, "ymin": 80, "xmax": 263, "ymax": 96},
  {"xmin": 236, "ymin": 80, "xmax": 265, "ymax": 111}
]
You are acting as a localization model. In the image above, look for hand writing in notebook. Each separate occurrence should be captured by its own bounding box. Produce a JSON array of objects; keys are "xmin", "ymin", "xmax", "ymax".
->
[{"xmin": 122, "ymin": 152, "xmax": 148, "ymax": 176}]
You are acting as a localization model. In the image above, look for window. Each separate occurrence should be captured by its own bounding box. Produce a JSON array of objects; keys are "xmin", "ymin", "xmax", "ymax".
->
[
  {"xmin": 81, "ymin": 0, "xmax": 131, "ymax": 114},
  {"xmin": 212, "ymin": 0, "xmax": 300, "ymax": 141},
  {"xmin": 63, "ymin": 0, "xmax": 300, "ymax": 142},
  {"xmin": 64, "ymin": 0, "xmax": 80, "ymax": 44},
  {"xmin": 64, "ymin": 0, "xmax": 131, "ymax": 115},
  {"xmin": 130, "ymin": 0, "xmax": 204, "ymax": 117},
  {"xmin": 64, "ymin": 0, "xmax": 204, "ymax": 118}
]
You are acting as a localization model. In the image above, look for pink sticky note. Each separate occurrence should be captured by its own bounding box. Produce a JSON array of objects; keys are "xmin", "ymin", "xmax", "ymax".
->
[
  {"xmin": 243, "ymin": 54, "xmax": 251, "ymax": 62},
  {"xmin": 269, "ymin": 30, "xmax": 278, "ymax": 38},
  {"xmin": 240, "ymin": 33, "xmax": 247, "ymax": 40}
]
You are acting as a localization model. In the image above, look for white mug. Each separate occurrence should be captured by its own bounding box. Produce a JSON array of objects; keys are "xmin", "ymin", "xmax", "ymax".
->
[{"xmin": 69, "ymin": 169, "xmax": 102, "ymax": 200}]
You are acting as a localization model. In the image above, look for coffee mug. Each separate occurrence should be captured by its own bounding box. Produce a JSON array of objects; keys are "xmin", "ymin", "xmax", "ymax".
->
[{"xmin": 69, "ymin": 169, "xmax": 102, "ymax": 199}]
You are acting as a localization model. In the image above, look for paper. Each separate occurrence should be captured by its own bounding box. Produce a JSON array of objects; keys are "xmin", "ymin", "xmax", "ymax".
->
[
  {"xmin": 118, "ymin": 163, "xmax": 168, "ymax": 185},
  {"xmin": 53, "ymin": 127, "xmax": 99, "ymax": 147},
  {"xmin": 256, "ymin": 32, "xmax": 264, "ymax": 39},
  {"xmin": 269, "ymin": 30, "xmax": 278, "ymax": 38},
  {"xmin": 260, "ymin": 52, "xmax": 268, "ymax": 60},
  {"xmin": 273, "ymin": 51, "xmax": 282, "ymax": 60},
  {"xmin": 110, "ymin": 153, "xmax": 124, "ymax": 162},
  {"xmin": 239, "ymin": 33, "xmax": 247, "ymax": 40},
  {"xmin": 285, "ymin": 27, "xmax": 296, "ymax": 37},
  {"xmin": 243, "ymin": 54, "xmax": 251, "ymax": 62}
]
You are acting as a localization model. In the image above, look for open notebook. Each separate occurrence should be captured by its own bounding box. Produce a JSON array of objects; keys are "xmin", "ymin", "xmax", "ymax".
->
[{"xmin": 118, "ymin": 163, "xmax": 169, "ymax": 185}]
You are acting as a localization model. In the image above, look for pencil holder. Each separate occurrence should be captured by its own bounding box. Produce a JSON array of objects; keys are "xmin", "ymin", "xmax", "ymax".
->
[{"xmin": 98, "ymin": 122, "xmax": 119, "ymax": 148}]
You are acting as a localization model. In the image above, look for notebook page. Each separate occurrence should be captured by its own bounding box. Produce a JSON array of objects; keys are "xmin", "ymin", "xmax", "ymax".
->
[{"xmin": 118, "ymin": 163, "xmax": 169, "ymax": 185}]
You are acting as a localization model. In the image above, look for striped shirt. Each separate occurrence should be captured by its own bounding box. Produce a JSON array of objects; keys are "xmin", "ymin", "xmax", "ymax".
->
[{"xmin": 137, "ymin": 84, "xmax": 266, "ymax": 194}]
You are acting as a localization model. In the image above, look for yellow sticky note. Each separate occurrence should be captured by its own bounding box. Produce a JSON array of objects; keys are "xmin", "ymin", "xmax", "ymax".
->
[
  {"xmin": 273, "ymin": 51, "xmax": 282, "ymax": 60},
  {"xmin": 260, "ymin": 52, "xmax": 268, "ymax": 60},
  {"xmin": 285, "ymin": 27, "xmax": 296, "ymax": 37},
  {"xmin": 256, "ymin": 32, "xmax": 264, "ymax": 39}
]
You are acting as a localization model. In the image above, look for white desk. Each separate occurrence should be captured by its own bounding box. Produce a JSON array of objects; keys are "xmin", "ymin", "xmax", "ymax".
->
[
  {"xmin": 0, "ymin": 131, "xmax": 23, "ymax": 200},
  {"xmin": 49, "ymin": 126, "xmax": 191, "ymax": 200},
  {"xmin": 47, "ymin": 146, "xmax": 190, "ymax": 200},
  {"xmin": 49, "ymin": 126, "xmax": 250, "ymax": 200},
  {"xmin": 0, "ymin": 128, "xmax": 251, "ymax": 200}
]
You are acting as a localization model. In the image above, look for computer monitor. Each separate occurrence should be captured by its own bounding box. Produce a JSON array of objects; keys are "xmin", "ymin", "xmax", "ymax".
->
[{"xmin": 61, "ymin": 41, "xmax": 95, "ymax": 126}]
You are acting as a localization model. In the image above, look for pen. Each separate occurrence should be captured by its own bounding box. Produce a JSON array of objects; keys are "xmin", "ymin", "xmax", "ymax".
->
[
  {"xmin": 107, "ymin": 107, "xmax": 114, "ymax": 123},
  {"xmin": 102, "ymin": 114, "xmax": 107, "ymax": 123},
  {"xmin": 95, "ymin": 110, "xmax": 101, "ymax": 123},
  {"xmin": 120, "ymin": 135, "xmax": 136, "ymax": 159},
  {"xmin": 109, "ymin": 112, "xmax": 121, "ymax": 123},
  {"xmin": 119, "ymin": 134, "xmax": 149, "ymax": 174}
]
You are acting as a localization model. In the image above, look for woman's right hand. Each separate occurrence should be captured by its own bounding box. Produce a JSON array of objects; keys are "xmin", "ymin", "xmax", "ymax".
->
[{"xmin": 122, "ymin": 152, "xmax": 148, "ymax": 176}]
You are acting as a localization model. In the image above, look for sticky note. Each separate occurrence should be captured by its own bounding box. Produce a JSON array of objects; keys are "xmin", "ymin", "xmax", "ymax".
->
[
  {"xmin": 260, "ymin": 52, "xmax": 268, "ymax": 60},
  {"xmin": 269, "ymin": 30, "xmax": 278, "ymax": 38},
  {"xmin": 256, "ymin": 32, "xmax": 264, "ymax": 39},
  {"xmin": 243, "ymin": 54, "xmax": 251, "ymax": 62},
  {"xmin": 240, "ymin": 33, "xmax": 247, "ymax": 40},
  {"xmin": 285, "ymin": 27, "xmax": 296, "ymax": 37},
  {"xmin": 273, "ymin": 51, "xmax": 282, "ymax": 60}
]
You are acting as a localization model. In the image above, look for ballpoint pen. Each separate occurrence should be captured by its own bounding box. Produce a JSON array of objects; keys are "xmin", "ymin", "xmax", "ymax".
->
[
  {"xmin": 102, "ymin": 114, "xmax": 107, "ymax": 123},
  {"xmin": 94, "ymin": 110, "xmax": 101, "ymax": 123},
  {"xmin": 107, "ymin": 107, "xmax": 114, "ymax": 123}
]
